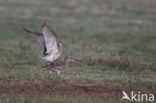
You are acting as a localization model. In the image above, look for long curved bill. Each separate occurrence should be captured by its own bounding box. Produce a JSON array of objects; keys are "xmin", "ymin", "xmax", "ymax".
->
[{"xmin": 69, "ymin": 56, "xmax": 81, "ymax": 62}]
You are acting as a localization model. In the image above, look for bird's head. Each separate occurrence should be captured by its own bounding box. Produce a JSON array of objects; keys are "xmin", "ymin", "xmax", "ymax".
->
[
  {"xmin": 58, "ymin": 41, "xmax": 68, "ymax": 49},
  {"xmin": 58, "ymin": 41, "xmax": 63, "ymax": 47}
]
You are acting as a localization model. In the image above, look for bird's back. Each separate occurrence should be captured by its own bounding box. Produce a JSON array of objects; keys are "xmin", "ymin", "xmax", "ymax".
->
[{"xmin": 44, "ymin": 61, "xmax": 66, "ymax": 72}]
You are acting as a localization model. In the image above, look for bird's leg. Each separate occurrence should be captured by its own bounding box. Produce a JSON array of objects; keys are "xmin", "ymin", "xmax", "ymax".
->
[
  {"xmin": 57, "ymin": 71, "xmax": 61, "ymax": 77},
  {"xmin": 48, "ymin": 71, "xmax": 53, "ymax": 79}
]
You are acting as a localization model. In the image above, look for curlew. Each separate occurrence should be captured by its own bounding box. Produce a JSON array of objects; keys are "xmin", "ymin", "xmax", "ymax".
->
[
  {"xmin": 24, "ymin": 23, "xmax": 65, "ymax": 62},
  {"xmin": 42, "ymin": 56, "xmax": 81, "ymax": 76}
]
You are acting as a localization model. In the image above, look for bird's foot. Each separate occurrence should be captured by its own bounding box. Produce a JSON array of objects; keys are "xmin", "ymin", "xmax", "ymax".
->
[{"xmin": 48, "ymin": 71, "xmax": 53, "ymax": 79}]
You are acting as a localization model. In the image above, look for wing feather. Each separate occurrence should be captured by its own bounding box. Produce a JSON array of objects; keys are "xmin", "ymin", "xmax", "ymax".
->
[
  {"xmin": 23, "ymin": 28, "xmax": 47, "ymax": 55},
  {"xmin": 41, "ymin": 23, "xmax": 58, "ymax": 54}
]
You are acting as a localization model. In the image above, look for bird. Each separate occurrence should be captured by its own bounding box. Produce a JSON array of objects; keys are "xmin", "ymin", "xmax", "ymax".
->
[
  {"xmin": 42, "ymin": 56, "xmax": 81, "ymax": 76},
  {"xmin": 23, "ymin": 23, "xmax": 65, "ymax": 62}
]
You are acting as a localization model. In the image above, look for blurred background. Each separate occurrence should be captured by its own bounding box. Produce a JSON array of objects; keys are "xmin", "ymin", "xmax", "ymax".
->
[{"xmin": 0, "ymin": 0, "xmax": 156, "ymax": 102}]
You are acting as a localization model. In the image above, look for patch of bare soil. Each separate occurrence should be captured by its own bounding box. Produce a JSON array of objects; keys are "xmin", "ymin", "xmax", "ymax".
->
[{"xmin": 0, "ymin": 82, "xmax": 155, "ymax": 98}]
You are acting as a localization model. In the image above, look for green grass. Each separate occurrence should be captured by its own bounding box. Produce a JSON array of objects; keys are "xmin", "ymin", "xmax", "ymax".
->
[
  {"xmin": 0, "ymin": 0, "xmax": 156, "ymax": 102},
  {"xmin": 0, "ymin": 94, "xmax": 118, "ymax": 103}
]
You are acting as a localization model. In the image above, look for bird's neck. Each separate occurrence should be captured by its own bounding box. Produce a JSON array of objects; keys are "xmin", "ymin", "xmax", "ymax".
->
[
  {"xmin": 57, "ymin": 44, "xmax": 62, "ymax": 53},
  {"xmin": 64, "ymin": 58, "xmax": 69, "ymax": 67}
]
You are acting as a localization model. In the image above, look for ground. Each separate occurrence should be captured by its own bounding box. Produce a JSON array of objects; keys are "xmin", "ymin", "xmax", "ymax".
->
[{"xmin": 0, "ymin": 0, "xmax": 156, "ymax": 102}]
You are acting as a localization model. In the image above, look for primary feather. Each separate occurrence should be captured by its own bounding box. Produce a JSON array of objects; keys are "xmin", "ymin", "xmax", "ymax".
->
[{"xmin": 23, "ymin": 28, "xmax": 47, "ymax": 56}]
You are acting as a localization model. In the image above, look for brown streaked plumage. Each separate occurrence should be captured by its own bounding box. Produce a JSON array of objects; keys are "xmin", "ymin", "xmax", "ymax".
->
[
  {"xmin": 42, "ymin": 56, "xmax": 81, "ymax": 76},
  {"xmin": 23, "ymin": 23, "xmax": 64, "ymax": 62}
]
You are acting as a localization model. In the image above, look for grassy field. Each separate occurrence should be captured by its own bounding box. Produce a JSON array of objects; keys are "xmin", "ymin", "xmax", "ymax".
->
[{"xmin": 0, "ymin": 0, "xmax": 156, "ymax": 102}]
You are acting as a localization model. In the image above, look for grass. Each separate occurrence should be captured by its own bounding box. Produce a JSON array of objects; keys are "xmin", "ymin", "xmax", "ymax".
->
[
  {"xmin": 0, "ymin": 94, "xmax": 118, "ymax": 103},
  {"xmin": 0, "ymin": 0, "xmax": 156, "ymax": 102}
]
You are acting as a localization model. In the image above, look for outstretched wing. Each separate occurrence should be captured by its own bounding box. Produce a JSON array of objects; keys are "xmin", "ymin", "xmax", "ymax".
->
[
  {"xmin": 41, "ymin": 23, "xmax": 58, "ymax": 54},
  {"xmin": 23, "ymin": 28, "xmax": 47, "ymax": 55}
]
